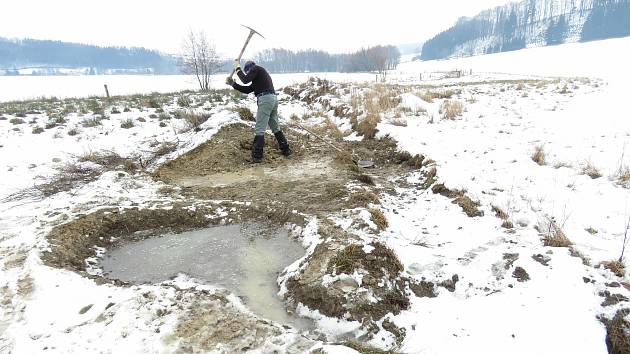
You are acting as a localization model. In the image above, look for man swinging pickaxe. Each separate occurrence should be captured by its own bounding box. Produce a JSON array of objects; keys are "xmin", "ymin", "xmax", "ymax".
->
[{"xmin": 226, "ymin": 25, "xmax": 291, "ymax": 163}]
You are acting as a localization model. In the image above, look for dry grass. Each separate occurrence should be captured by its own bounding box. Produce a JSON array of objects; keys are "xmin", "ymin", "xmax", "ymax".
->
[
  {"xmin": 569, "ymin": 246, "xmax": 591, "ymax": 266},
  {"xmin": 492, "ymin": 205, "xmax": 509, "ymax": 220},
  {"xmin": 603, "ymin": 309, "xmax": 630, "ymax": 354},
  {"xmin": 390, "ymin": 118, "xmax": 408, "ymax": 127},
  {"xmin": 439, "ymin": 100, "xmax": 464, "ymax": 120},
  {"xmin": 153, "ymin": 141, "xmax": 178, "ymax": 157},
  {"xmin": 79, "ymin": 151, "xmax": 138, "ymax": 172},
  {"xmin": 120, "ymin": 118, "xmax": 134, "ymax": 129},
  {"xmin": 312, "ymin": 117, "xmax": 343, "ymax": 139},
  {"xmin": 602, "ymin": 260, "xmax": 626, "ymax": 277},
  {"xmin": 235, "ymin": 106, "xmax": 254, "ymax": 121},
  {"xmin": 532, "ymin": 145, "xmax": 546, "ymax": 166},
  {"xmin": 582, "ymin": 161, "xmax": 602, "ymax": 179},
  {"xmin": 369, "ymin": 208, "xmax": 389, "ymax": 231},
  {"xmin": 356, "ymin": 173, "xmax": 375, "ymax": 186},
  {"xmin": 183, "ymin": 111, "xmax": 211, "ymax": 129},
  {"xmin": 349, "ymin": 189, "xmax": 380, "ymax": 206},
  {"xmin": 356, "ymin": 112, "xmax": 381, "ymax": 139},
  {"xmin": 417, "ymin": 89, "xmax": 459, "ymax": 103},
  {"xmin": 541, "ymin": 218, "xmax": 573, "ymax": 247},
  {"xmin": 616, "ymin": 166, "xmax": 630, "ymax": 188},
  {"xmin": 432, "ymin": 184, "xmax": 483, "ymax": 217},
  {"xmin": 553, "ymin": 161, "xmax": 572, "ymax": 169}
]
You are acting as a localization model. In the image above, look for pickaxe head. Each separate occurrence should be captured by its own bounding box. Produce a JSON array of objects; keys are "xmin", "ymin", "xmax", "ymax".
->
[{"xmin": 241, "ymin": 24, "xmax": 265, "ymax": 39}]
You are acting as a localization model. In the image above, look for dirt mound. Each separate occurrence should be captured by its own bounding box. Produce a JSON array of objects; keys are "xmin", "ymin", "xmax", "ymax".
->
[
  {"xmin": 285, "ymin": 222, "xmax": 409, "ymax": 325},
  {"xmin": 153, "ymin": 123, "xmax": 429, "ymax": 218},
  {"xmin": 155, "ymin": 124, "xmax": 309, "ymax": 178}
]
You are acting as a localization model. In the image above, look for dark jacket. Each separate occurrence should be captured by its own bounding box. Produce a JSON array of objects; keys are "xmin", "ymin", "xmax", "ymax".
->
[{"xmin": 231, "ymin": 65, "xmax": 275, "ymax": 96}]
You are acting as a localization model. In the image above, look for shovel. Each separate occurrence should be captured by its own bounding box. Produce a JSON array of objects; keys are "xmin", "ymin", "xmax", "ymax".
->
[{"xmin": 290, "ymin": 122, "xmax": 375, "ymax": 168}]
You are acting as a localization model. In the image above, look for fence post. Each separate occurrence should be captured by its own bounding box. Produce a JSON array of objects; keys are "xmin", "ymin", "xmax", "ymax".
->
[{"xmin": 104, "ymin": 84, "xmax": 110, "ymax": 98}]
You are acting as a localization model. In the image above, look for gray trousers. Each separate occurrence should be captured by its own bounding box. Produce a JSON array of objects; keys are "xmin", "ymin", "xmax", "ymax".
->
[{"xmin": 255, "ymin": 94, "xmax": 280, "ymax": 136}]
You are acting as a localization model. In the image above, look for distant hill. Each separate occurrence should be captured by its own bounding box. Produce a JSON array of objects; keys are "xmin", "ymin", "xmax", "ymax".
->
[
  {"xmin": 0, "ymin": 37, "xmax": 179, "ymax": 75},
  {"xmin": 419, "ymin": 0, "xmax": 630, "ymax": 60}
]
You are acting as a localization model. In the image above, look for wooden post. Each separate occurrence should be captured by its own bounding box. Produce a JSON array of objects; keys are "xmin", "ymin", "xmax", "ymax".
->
[{"xmin": 104, "ymin": 84, "xmax": 110, "ymax": 98}]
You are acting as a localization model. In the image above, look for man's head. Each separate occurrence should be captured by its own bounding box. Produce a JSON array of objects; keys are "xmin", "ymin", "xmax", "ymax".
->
[{"xmin": 243, "ymin": 60, "xmax": 256, "ymax": 74}]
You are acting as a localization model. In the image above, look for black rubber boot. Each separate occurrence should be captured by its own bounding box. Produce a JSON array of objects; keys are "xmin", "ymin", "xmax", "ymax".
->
[
  {"xmin": 274, "ymin": 131, "xmax": 292, "ymax": 156},
  {"xmin": 251, "ymin": 135, "xmax": 264, "ymax": 163}
]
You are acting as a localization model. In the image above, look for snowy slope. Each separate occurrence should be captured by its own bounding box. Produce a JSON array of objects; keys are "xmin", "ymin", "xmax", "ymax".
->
[{"xmin": 420, "ymin": 0, "xmax": 630, "ymax": 60}]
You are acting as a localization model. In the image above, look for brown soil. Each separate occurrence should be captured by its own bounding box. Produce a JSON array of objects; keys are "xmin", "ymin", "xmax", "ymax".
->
[
  {"xmin": 153, "ymin": 123, "xmax": 429, "ymax": 218},
  {"xmin": 285, "ymin": 221, "xmax": 409, "ymax": 324},
  {"xmin": 410, "ymin": 280, "xmax": 437, "ymax": 298},
  {"xmin": 602, "ymin": 309, "xmax": 630, "ymax": 354},
  {"xmin": 600, "ymin": 291, "xmax": 629, "ymax": 307}
]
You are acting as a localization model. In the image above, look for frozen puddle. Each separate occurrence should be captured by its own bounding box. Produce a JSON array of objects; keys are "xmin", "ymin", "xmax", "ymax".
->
[
  {"xmin": 100, "ymin": 223, "xmax": 311, "ymax": 329},
  {"xmin": 177, "ymin": 157, "xmax": 337, "ymax": 188}
]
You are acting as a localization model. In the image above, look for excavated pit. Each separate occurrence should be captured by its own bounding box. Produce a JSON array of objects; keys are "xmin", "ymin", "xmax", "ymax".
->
[{"xmin": 100, "ymin": 223, "xmax": 312, "ymax": 330}]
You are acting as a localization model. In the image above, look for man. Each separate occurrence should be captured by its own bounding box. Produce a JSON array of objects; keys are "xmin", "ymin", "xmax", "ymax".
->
[{"xmin": 226, "ymin": 60, "xmax": 291, "ymax": 163}]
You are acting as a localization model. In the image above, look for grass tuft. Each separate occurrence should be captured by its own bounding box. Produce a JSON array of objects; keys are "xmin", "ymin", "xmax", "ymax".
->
[
  {"xmin": 369, "ymin": 208, "xmax": 388, "ymax": 231},
  {"xmin": 439, "ymin": 100, "xmax": 464, "ymax": 120},
  {"xmin": 541, "ymin": 218, "xmax": 572, "ymax": 247},
  {"xmin": 532, "ymin": 145, "xmax": 546, "ymax": 165},
  {"xmin": 602, "ymin": 260, "xmax": 626, "ymax": 277}
]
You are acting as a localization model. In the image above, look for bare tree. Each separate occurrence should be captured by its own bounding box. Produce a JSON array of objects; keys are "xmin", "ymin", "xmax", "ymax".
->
[{"xmin": 180, "ymin": 30, "xmax": 220, "ymax": 91}]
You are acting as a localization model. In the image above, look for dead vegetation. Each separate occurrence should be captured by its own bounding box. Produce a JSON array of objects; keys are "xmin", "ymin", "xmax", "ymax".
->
[
  {"xmin": 439, "ymin": 100, "xmax": 464, "ymax": 120},
  {"xmin": 602, "ymin": 260, "xmax": 626, "ymax": 277},
  {"xmin": 582, "ymin": 161, "xmax": 602, "ymax": 179},
  {"xmin": 349, "ymin": 189, "xmax": 380, "ymax": 207},
  {"xmin": 182, "ymin": 111, "xmax": 211, "ymax": 131},
  {"xmin": 286, "ymin": 223, "xmax": 409, "ymax": 328},
  {"xmin": 416, "ymin": 89, "xmax": 460, "ymax": 103},
  {"xmin": 617, "ymin": 166, "xmax": 630, "ymax": 188},
  {"xmin": 356, "ymin": 112, "xmax": 381, "ymax": 139},
  {"xmin": 368, "ymin": 208, "xmax": 388, "ymax": 231},
  {"xmin": 432, "ymin": 184, "xmax": 483, "ymax": 217},
  {"xmin": 602, "ymin": 309, "xmax": 630, "ymax": 354},
  {"xmin": 532, "ymin": 145, "xmax": 546, "ymax": 166},
  {"xmin": 235, "ymin": 106, "xmax": 254, "ymax": 121},
  {"xmin": 539, "ymin": 218, "xmax": 573, "ymax": 247},
  {"xmin": 492, "ymin": 205, "xmax": 513, "ymax": 229}
]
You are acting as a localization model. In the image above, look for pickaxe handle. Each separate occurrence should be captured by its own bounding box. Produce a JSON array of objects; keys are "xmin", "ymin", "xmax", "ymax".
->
[{"xmin": 228, "ymin": 30, "xmax": 256, "ymax": 78}]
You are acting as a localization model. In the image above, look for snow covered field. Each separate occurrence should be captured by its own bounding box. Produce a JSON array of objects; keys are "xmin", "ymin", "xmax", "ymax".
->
[
  {"xmin": 1, "ymin": 37, "xmax": 630, "ymax": 354},
  {"xmin": 0, "ymin": 73, "xmax": 376, "ymax": 102}
]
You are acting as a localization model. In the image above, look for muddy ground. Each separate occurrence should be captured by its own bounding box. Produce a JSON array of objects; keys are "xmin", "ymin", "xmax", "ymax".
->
[
  {"xmin": 42, "ymin": 120, "xmax": 438, "ymax": 351},
  {"xmin": 153, "ymin": 123, "xmax": 427, "ymax": 217}
]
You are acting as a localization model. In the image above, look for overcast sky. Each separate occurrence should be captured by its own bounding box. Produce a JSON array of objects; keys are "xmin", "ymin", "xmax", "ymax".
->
[{"xmin": 1, "ymin": 0, "xmax": 516, "ymax": 56}]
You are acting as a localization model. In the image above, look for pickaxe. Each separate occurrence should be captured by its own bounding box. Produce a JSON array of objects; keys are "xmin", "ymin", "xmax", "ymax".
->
[{"xmin": 228, "ymin": 25, "xmax": 264, "ymax": 79}]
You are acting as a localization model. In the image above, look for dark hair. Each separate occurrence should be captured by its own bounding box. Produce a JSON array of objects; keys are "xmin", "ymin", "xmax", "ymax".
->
[{"xmin": 243, "ymin": 60, "xmax": 256, "ymax": 73}]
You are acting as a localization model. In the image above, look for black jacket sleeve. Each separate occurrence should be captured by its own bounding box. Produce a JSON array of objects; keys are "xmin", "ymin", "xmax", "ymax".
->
[
  {"xmin": 232, "ymin": 82, "xmax": 254, "ymax": 94},
  {"xmin": 236, "ymin": 66, "xmax": 258, "ymax": 84}
]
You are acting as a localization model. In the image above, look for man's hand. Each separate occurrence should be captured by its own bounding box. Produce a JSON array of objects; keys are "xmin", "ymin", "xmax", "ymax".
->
[
  {"xmin": 233, "ymin": 59, "xmax": 241, "ymax": 70},
  {"xmin": 225, "ymin": 77, "xmax": 234, "ymax": 86}
]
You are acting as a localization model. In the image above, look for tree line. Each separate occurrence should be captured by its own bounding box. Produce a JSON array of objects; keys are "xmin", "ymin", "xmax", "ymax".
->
[
  {"xmin": 253, "ymin": 45, "xmax": 401, "ymax": 73},
  {"xmin": 0, "ymin": 37, "xmax": 178, "ymax": 73}
]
